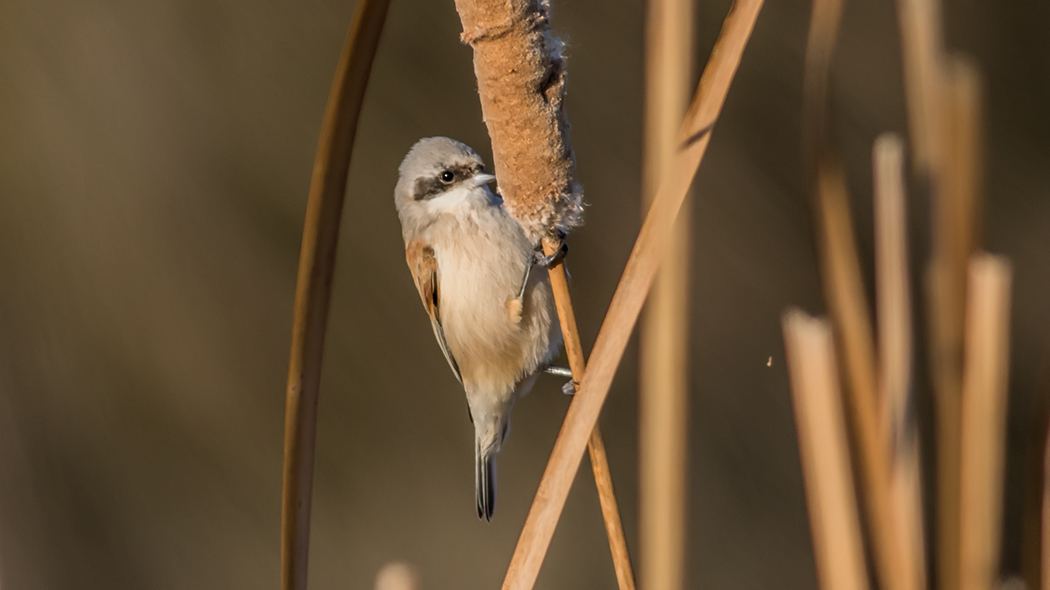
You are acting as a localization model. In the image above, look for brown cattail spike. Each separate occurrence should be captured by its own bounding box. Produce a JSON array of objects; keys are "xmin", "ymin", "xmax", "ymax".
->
[{"xmin": 452, "ymin": 0, "xmax": 582, "ymax": 241}]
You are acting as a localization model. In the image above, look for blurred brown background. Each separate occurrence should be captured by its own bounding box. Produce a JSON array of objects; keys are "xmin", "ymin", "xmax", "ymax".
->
[{"xmin": 0, "ymin": 0, "xmax": 1047, "ymax": 588}]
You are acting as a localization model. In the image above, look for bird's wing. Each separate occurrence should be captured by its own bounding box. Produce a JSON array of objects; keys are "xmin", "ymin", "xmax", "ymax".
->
[{"xmin": 405, "ymin": 239, "xmax": 462, "ymax": 383}]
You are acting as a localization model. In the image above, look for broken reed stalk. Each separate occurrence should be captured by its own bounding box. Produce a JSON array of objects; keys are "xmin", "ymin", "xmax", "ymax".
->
[
  {"xmin": 895, "ymin": 0, "xmax": 945, "ymax": 175},
  {"xmin": 279, "ymin": 1, "xmax": 390, "ymax": 589},
  {"xmin": 958, "ymin": 254, "xmax": 1012, "ymax": 590},
  {"xmin": 938, "ymin": 58, "xmax": 982, "ymax": 298},
  {"xmin": 873, "ymin": 134, "xmax": 927, "ymax": 590},
  {"xmin": 450, "ymin": 0, "xmax": 634, "ymax": 583},
  {"xmin": 541, "ymin": 237, "xmax": 637, "ymax": 590},
  {"xmin": 927, "ymin": 55, "xmax": 982, "ymax": 590},
  {"xmin": 803, "ymin": 0, "xmax": 901, "ymax": 586},
  {"xmin": 782, "ymin": 309, "xmax": 870, "ymax": 590},
  {"xmin": 639, "ymin": 0, "xmax": 693, "ymax": 587},
  {"xmin": 814, "ymin": 162, "xmax": 901, "ymax": 589},
  {"xmin": 501, "ymin": 1, "xmax": 763, "ymax": 588}
]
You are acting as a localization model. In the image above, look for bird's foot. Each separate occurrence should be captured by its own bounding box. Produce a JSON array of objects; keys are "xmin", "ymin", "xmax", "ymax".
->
[
  {"xmin": 543, "ymin": 366, "xmax": 576, "ymax": 395},
  {"xmin": 513, "ymin": 235, "xmax": 568, "ymax": 318},
  {"xmin": 534, "ymin": 235, "xmax": 568, "ymax": 268}
]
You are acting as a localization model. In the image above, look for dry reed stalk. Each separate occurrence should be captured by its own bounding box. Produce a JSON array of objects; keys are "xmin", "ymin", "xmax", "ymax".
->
[
  {"xmin": 583, "ymin": 424, "xmax": 635, "ymax": 590},
  {"xmin": 500, "ymin": 1, "xmax": 763, "ymax": 587},
  {"xmin": 541, "ymin": 236, "xmax": 637, "ymax": 590},
  {"xmin": 639, "ymin": 0, "xmax": 693, "ymax": 588},
  {"xmin": 874, "ymin": 134, "xmax": 927, "ymax": 590},
  {"xmin": 895, "ymin": 0, "xmax": 945, "ymax": 175},
  {"xmin": 958, "ymin": 254, "xmax": 1012, "ymax": 590},
  {"xmin": 451, "ymin": 0, "xmax": 581, "ymax": 241},
  {"xmin": 782, "ymin": 309, "xmax": 870, "ymax": 590},
  {"xmin": 802, "ymin": 0, "xmax": 900, "ymax": 585},
  {"xmin": 279, "ymin": 1, "xmax": 390, "ymax": 588},
  {"xmin": 928, "ymin": 297, "xmax": 962, "ymax": 590},
  {"xmin": 815, "ymin": 161, "xmax": 900, "ymax": 589},
  {"xmin": 926, "ymin": 56, "xmax": 982, "ymax": 590},
  {"xmin": 937, "ymin": 58, "xmax": 982, "ymax": 290}
]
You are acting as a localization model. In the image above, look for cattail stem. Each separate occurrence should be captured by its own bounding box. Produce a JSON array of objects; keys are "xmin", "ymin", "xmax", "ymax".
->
[{"xmin": 541, "ymin": 237, "xmax": 637, "ymax": 590}]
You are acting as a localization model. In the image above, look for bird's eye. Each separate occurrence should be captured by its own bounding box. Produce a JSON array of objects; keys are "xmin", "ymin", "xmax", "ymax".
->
[{"xmin": 440, "ymin": 170, "xmax": 454, "ymax": 183}]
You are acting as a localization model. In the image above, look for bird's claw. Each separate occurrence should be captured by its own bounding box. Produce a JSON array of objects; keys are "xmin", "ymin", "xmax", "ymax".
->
[
  {"xmin": 562, "ymin": 380, "xmax": 577, "ymax": 396},
  {"xmin": 533, "ymin": 236, "xmax": 568, "ymax": 268}
]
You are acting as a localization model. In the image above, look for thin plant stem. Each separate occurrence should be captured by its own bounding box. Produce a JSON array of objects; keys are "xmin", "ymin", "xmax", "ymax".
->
[
  {"xmin": 280, "ymin": 1, "xmax": 391, "ymax": 588},
  {"xmin": 640, "ymin": 0, "xmax": 693, "ymax": 586}
]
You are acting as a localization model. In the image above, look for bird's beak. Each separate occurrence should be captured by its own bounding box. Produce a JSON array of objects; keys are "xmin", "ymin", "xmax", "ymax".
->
[{"xmin": 473, "ymin": 173, "xmax": 497, "ymax": 187}]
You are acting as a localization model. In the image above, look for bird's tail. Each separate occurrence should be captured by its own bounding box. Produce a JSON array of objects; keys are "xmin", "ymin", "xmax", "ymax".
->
[{"xmin": 475, "ymin": 438, "xmax": 498, "ymax": 521}]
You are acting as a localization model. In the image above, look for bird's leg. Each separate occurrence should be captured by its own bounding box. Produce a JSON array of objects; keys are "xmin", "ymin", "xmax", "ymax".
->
[
  {"xmin": 517, "ymin": 251, "xmax": 535, "ymax": 300},
  {"xmin": 544, "ymin": 366, "xmax": 572, "ymax": 378},
  {"xmin": 543, "ymin": 366, "xmax": 577, "ymax": 395},
  {"xmin": 507, "ymin": 251, "xmax": 537, "ymax": 324}
]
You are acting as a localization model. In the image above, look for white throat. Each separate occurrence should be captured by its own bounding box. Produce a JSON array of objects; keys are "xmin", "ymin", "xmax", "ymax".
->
[{"xmin": 425, "ymin": 184, "xmax": 496, "ymax": 216}]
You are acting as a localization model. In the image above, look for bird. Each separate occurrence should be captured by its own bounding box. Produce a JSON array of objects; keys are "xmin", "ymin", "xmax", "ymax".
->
[{"xmin": 394, "ymin": 136, "xmax": 564, "ymax": 521}]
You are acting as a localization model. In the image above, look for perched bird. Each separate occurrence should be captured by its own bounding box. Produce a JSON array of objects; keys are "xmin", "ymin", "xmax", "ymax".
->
[{"xmin": 394, "ymin": 137, "xmax": 563, "ymax": 521}]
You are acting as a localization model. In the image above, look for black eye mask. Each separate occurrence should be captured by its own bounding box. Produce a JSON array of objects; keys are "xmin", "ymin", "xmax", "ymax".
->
[{"xmin": 413, "ymin": 162, "xmax": 484, "ymax": 201}]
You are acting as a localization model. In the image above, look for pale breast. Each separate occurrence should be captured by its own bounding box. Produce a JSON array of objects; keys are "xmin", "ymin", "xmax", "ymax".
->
[{"xmin": 425, "ymin": 201, "xmax": 558, "ymax": 396}]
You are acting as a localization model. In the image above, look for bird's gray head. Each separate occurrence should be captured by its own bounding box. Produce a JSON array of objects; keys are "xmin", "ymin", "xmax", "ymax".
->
[{"xmin": 394, "ymin": 138, "xmax": 497, "ymax": 230}]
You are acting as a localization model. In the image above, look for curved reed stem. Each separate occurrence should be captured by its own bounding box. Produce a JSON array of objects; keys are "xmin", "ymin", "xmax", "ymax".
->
[{"xmin": 280, "ymin": 2, "xmax": 391, "ymax": 589}]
